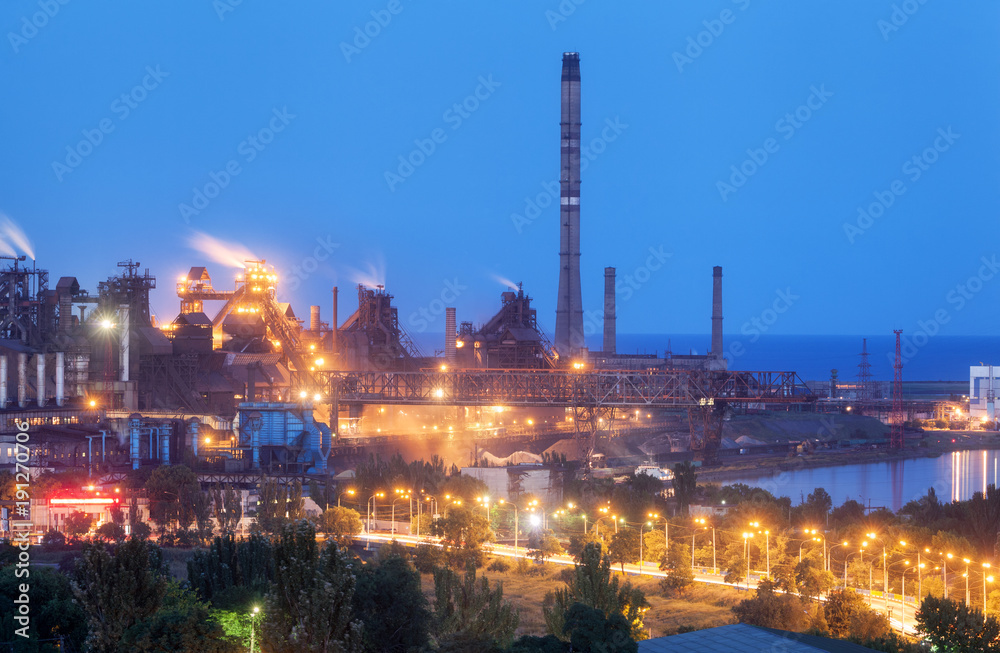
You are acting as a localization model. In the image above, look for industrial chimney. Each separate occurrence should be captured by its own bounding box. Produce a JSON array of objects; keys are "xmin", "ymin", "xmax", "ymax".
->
[
  {"xmin": 603, "ymin": 267, "xmax": 616, "ymax": 355},
  {"xmin": 331, "ymin": 287, "xmax": 339, "ymax": 356},
  {"xmin": 555, "ymin": 52, "xmax": 584, "ymax": 358},
  {"xmin": 310, "ymin": 305, "xmax": 321, "ymax": 333},
  {"xmin": 445, "ymin": 307, "xmax": 457, "ymax": 364},
  {"xmin": 711, "ymin": 266, "xmax": 723, "ymax": 358}
]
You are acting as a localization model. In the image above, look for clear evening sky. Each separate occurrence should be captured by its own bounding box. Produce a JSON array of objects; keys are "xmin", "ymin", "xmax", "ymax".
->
[{"xmin": 2, "ymin": 1, "xmax": 998, "ymax": 340}]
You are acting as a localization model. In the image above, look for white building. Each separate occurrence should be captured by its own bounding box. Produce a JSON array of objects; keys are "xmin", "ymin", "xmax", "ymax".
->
[{"xmin": 969, "ymin": 365, "xmax": 999, "ymax": 420}]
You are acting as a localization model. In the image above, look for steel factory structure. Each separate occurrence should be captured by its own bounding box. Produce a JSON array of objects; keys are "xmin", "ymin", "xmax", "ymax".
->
[{"xmin": 2, "ymin": 52, "xmax": 833, "ymax": 486}]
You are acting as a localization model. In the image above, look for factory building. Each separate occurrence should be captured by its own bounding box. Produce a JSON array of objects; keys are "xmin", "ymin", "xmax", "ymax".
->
[{"xmin": 969, "ymin": 365, "xmax": 999, "ymax": 421}]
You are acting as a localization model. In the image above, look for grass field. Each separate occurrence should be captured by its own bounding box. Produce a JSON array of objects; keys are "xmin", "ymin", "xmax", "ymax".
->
[{"xmin": 418, "ymin": 561, "xmax": 742, "ymax": 639}]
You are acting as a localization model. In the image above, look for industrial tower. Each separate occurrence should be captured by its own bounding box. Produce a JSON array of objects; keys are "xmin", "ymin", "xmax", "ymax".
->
[
  {"xmin": 856, "ymin": 337, "xmax": 874, "ymax": 409},
  {"xmin": 555, "ymin": 52, "xmax": 584, "ymax": 357},
  {"xmin": 891, "ymin": 330, "xmax": 904, "ymax": 449}
]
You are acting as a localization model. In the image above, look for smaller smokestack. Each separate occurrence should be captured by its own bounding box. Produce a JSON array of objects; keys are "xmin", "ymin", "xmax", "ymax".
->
[
  {"xmin": 36, "ymin": 354, "xmax": 46, "ymax": 408},
  {"xmin": 711, "ymin": 266, "xmax": 723, "ymax": 358},
  {"xmin": 332, "ymin": 287, "xmax": 339, "ymax": 356},
  {"xmin": 17, "ymin": 353, "xmax": 27, "ymax": 408},
  {"xmin": 56, "ymin": 352, "xmax": 65, "ymax": 407},
  {"xmin": 310, "ymin": 305, "xmax": 321, "ymax": 333},
  {"xmin": 603, "ymin": 267, "xmax": 616, "ymax": 355},
  {"xmin": 445, "ymin": 307, "xmax": 457, "ymax": 363}
]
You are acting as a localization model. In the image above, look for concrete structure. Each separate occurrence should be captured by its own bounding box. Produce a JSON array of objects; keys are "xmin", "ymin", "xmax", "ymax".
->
[
  {"xmin": 554, "ymin": 52, "xmax": 584, "ymax": 357},
  {"xmin": 603, "ymin": 267, "xmax": 615, "ymax": 355},
  {"xmin": 970, "ymin": 365, "xmax": 999, "ymax": 421}
]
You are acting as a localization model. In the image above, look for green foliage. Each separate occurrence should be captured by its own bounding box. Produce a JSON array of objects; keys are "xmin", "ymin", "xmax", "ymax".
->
[
  {"xmin": 255, "ymin": 477, "xmax": 289, "ymax": 535},
  {"xmin": 563, "ymin": 602, "xmax": 638, "ymax": 653},
  {"xmin": 187, "ymin": 533, "xmax": 274, "ymax": 610},
  {"xmin": 823, "ymin": 589, "xmax": 889, "ymax": 641},
  {"xmin": 672, "ymin": 461, "xmax": 698, "ymax": 515},
  {"xmin": 438, "ymin": 473, "xmax": 490, "ymax": 503},
  {"xmin": 211, "ymin": 484, "xmax": 244, "ymax": 534},
  {"xmin": 129, "ymin": 498, "xmax": 152, "ymax": 540},
  {"xmin": 41, "ymin": 529, "xmax": 66, "ymax": 548},
  {"xmin": 145, "ymin": 464, "xmax": 200, "ymax": 534},
  {"xmin": 731, "ymin": 577, "xmax": 806, "ymax": 631},
  {"xmin": 723, "ymin": 557, "xmax": 745, "ymax": 585},
  {"xmin": 508, "ymin": 634, "xmax": 567, "ymax": 652},
  {"xmin": 119, "ymin": 581, "xmax": 239, "ymax": 652},
  {"xmin": 608, "ymin": 528, "xmax": 640, "ymax": 574},
  {"xmin": 0, "ymin": 564, "xmax": 88, "ymax": 651},
  {"xmin": 432, "ymin": 565, "xmax": 519, "ymax": 651},
  {"xmin": 413, "ymin": 543, "xmax": 444, "ymax": 573},
  {"xmin": 70, "ymin": 538, "xmax": 169, "ymax": 653},
  {"xmin": 795, "ymin": 558, "xmax": 835, "ymax": 599},
  {"xmin": 262, "ymin": 519, "xmax": 363, "ymax": 653},
  {"xmin": 0, "ymin": 470, "xmax": 14, "ymax": 501},
  {"xmin": 487, "ymin": 557, "xmax": 511, "ymax": 573},
  {"xmin": 916, "ymin": 594, "xmax": 1000, "ymax": 652},
  {"xmin": 543, "ymin": 543, "xmax": 648, "ymax": 642},
  {"xmin": 433, "ymin": 504, "xmax": 494, "ymax": 569},
  {"xmin": 528, "ymin": 529, "xmax": 564, "ymax": 563},
  {"xmin": 354, "ymin": 552, "xmax": 431, "ymax": 653},
  {"xmin": 567, "ymin": 530, "xmax": 606, "ymax": 562},
  {"xmin": 660, "ymin": 542, "xmax": 694, "ymax": 594},
  {"xmin": 64, "ymin": 510, "xmax": 94, "ymax": 540},
  {"xmin": 319, "ymin": 507, "xmax": 364, "ymax": 545}
]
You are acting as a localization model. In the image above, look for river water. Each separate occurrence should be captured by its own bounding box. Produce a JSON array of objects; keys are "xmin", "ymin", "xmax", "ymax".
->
[{"xmin": 721, "ymin": 449, "xmax": 1000, "ymax": 512}]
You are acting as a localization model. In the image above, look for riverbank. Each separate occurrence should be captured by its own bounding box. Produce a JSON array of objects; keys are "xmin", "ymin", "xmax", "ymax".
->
[{"xmin": 698, "ymin": 430, "xmax": 1000, "ymax": 484}]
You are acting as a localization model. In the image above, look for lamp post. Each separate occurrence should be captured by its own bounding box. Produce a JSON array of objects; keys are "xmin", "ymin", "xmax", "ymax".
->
[
  {"xmin": 807, "ymin": 529, "xmax": 827, "ymax": 571},
  {"xmin": 498, "ymin": 499, "xmax": 521, "ymax": 554},
  {"xmin": 830, "ymin": 541, "xmax": 849, "ymax": 586},
  {"xmin": 391, "ymin": 494, "xmax": 410, "ymax": 536},
  {"xmin": 249, "ymin": 606, "xmax": 260, "ymax": 653},
  {"xmin": 984, "ymin": 563, "xmax": 994, "ymax": 619},
  {"xmin": 964, "ymin": 558, "xmax": 972, "ymax": 605},
  {"xmin": 750, "ymin": 522, "xmax": 769, "ymax": 577},
  {"xmin": 742, "ymin": 532, "xmax": 754, "ymax": 590},
  {"xmin": 367, "ymin": 492, "xmax": 385, "ymax": 535},
  {"xmin": 649, "ymin": 512, "xmax": 668, "ymax": 554},
  {"xmin": 640, "ymin": 521, "xmax": 651, "ymax": 574},
  {"xmin": 866, "ymin": 532, "xmax": 889, "ymax": 611},
  {"xmin": 338, "ymin": 488, "xmax": 355, "ymax": 508},
  {"xmin": 901, "ymin": 563, "xmax": 919, "ymax": 634}
]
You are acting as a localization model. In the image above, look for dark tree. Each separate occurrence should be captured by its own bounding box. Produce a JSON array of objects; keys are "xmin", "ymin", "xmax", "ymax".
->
[
  {"xmin": 563, "ymin": 603, "xmax": 638, "ymax": 653},
  {"xmin": 608, "ymin": 529, "xmax": 640, "ymax": 574},
  {"xmin": 672, "ymin": 461, "xmax": 698, "ymax": 516},
  {"xmin": 119, "ymin": 582, "xmax": 239, "ymax": 652},
  {"xmin": 71, "ymin": 538, "xmax": 169, "ymax": 653},
  {"xmin": 353, "ymin": 553, "xmax": 431, "ymax": 653},
  {"xmin": 916, "ymin": 594, "xmax": 1000, "ymax": 652},
  {"xmin": 432, "ymin": 565, "xmax": 519, "ymax": 651}
]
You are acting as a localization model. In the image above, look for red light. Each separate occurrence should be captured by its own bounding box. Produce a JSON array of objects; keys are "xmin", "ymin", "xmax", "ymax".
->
[{"xmin": 50, "ymin": 497, "xmax": 118, "ymax": 505}]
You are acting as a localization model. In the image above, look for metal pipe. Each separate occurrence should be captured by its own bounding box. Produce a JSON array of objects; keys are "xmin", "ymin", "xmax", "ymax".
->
[
  {"xmin": 17, "ymin": 353, "xmax": 27, "ymax": 407},
  {"xmin": 36, "ymin": 353, "xmax": 45, "ymax": 407},
  {"xmin": 130, "ymin": 415, "xmax": 141, "ymax": 470},
  {"xmin": 55, "ymin": 352, "xmax": 65, "ymax": 407},
  {"xmin": 0, "ymin": 355, "xmax": 7, "ymax": 409}
]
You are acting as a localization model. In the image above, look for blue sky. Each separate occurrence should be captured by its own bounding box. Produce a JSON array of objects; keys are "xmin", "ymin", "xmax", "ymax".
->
[{"xmin": 2, "ymin": 1, "xmax": 998, "ymax": 343}]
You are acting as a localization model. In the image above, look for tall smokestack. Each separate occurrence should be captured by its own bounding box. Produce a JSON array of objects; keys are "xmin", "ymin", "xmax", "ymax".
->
[
  {"xmin": 555, "ymin": 52, "xmax": 584, "ymax": 358},
  {"xmin": 445, "ymin": 307, "xmax": 457, "ymax": 364},
  {"xmin": 331, "ymin": 287, "xmax": 339, "ymax": 356},
  {"xmin": 36, "ymin": 354, "xmax": 45, "ymax": 407},
  {"xmin": 711, "ymin": 266, "xmax": 723, "ymax": 358},
  {"xmin": 603, "ymin": 267, "xmax": 616, "ymax": 355}
]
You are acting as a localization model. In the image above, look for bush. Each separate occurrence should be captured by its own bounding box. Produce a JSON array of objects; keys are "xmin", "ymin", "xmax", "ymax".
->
[
  {"xmin": 42, "ymin": 529, "xmax": 66, "ymax": 549},
  {"xmin": 413, "ymin": 543, "xmax": 443, "ymax": 573},
  {"xmin": 487, "ymin": 557, "xmax": 511, "ymax": 573}
]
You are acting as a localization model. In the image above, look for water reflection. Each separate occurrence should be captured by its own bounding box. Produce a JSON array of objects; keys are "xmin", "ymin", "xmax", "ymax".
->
[{"xmin": 725, "ymin": 448, "xmax": 1000, "ymax": 511}]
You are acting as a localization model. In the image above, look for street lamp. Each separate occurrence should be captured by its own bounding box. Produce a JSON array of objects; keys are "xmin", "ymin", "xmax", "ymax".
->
[
  {"xmin": 807, "ymin": 529, "xmax": 827, "ymax": 571},
  {"xmin": 640, "ymin": 521, "xmax": 652, "ymax": 574},
  {"xmin": 249, "ymin": 605, "xmax": 261, "ymax": 653},
  {"xmin": 476, "ymin": 496, "xmax": 491, "ymax": 527},
  {"xmin": 649, "ymin": 512, "xmax": 669, "ymax": 554},
  {"xmin": 391, "ymin": 492, "xmax": 411, "ymax": 536},
  {"xmin": 742, "ymin": 532, "xmax": 754, "ymax": 590},
  {"xmin": 984, "ymin": 563, "xmax": 994, "ymax": 619},
  {"xmin": 367, "ymin": 491, "xmax": 385, "ymax": 535},
  {"xmin": 830, "ymin": 541, "xmax": 850, "ymax": 586},
  {"xmin": 338, "ymin": 488, "xmax": 355, "ymax": 508}
]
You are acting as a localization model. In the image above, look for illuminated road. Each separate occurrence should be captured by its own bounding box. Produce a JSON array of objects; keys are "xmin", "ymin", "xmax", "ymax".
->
[{"xmin": 357, "ymin": 531, "xmax": 920, "ymax": 635}]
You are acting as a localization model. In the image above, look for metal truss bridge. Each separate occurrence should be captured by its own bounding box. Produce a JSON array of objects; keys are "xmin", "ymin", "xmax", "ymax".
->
[{"xmin": 329, "ymin": 368, "xmax": 814, "ymax": 408}]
